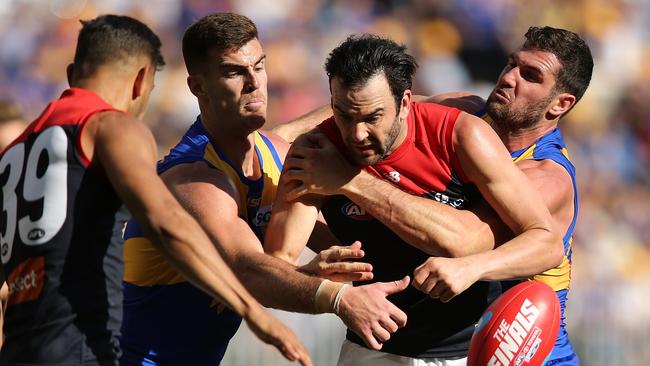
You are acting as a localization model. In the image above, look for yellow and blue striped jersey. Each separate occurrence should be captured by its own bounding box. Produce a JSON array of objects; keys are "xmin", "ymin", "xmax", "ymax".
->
[
  {"xmin": 120, "ymin": 117, "xmax": 283, "ymax": 365},
  {"xmin": 509, "ymin": 130, "xmax": 577, "ymax": 291},
  {"xmin": 480, "ymin": 111, "xmax": 579, "ymax": 365},
  {"xmin": 480, "ymin": 112, "xmax": 577, "ymax": 291}
]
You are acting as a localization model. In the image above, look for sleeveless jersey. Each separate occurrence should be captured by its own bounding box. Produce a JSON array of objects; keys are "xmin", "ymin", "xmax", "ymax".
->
[
  {"xmin": 319, "ymin": 102, "xmax": 500, "ymax": 358},
  {"xmin": 0, "ymin": 88, "xmax": 127, "ymax": 365},
  {"xmin": 480, "ymin": 112, "xmax": 579, "ymax": 365},
  {"xmin": 119, "ymin": 117, "xmax": 283, "ymax": 366}
]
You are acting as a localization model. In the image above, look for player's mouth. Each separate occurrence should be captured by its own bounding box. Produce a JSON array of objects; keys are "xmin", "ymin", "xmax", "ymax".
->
[
  {"xmin": 351, "ymin": 143, "xmax": 375, "ymax": 155},
  {"xmin": 244, "ymin": 98, "xmax": 265, "ymax": 111},
  {"xmin": 493, "ymin": 89, "xmax": 511, "ymax": 103}
]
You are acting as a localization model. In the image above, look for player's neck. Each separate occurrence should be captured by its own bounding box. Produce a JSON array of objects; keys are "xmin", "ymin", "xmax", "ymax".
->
[
  {"xmin": 72, "ymin": 74, "xmax": 131, "ymax": 113},
  {"xmin": 497, "ymin": 121, "xmax": 558, "ymax": 152},
  {"xmin": 200, "ymin": 116, "xmax": 260, "ymax": 179}
]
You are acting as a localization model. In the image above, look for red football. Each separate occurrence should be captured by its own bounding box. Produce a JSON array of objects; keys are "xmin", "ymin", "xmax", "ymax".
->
[{"xmin": 467, "ymin": 281, "xmax": 560, "ymax": 366}]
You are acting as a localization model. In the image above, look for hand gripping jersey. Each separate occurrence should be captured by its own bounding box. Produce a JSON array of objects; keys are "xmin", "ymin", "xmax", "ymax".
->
[
  {"xmin": 480, "ymin": 112, "xmax": 580, "ymax": 366},
  {"xmin": 119, "ymin": 117, "xmax": 283, "ymax": 366},
  {"xmin": 319, "ymin": 102, "xmax": 501, "ymax": 358},
  {"xmin": 0, "ymin": 88, "xmax": 127, "ymax": 365}
]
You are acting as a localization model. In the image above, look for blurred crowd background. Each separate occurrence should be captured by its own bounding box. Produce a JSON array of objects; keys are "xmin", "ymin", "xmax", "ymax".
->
[{"xmin": 2, "ymin": 0, "xmax": 650, "ymax": 365}]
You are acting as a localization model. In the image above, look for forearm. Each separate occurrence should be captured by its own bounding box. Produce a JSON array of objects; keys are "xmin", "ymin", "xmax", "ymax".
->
[
  {"xmin": 470, "ymin": 227, "xmax": 562, "ymax": 281},
  {"xmin": 233, "ymin": 251, "xmax": 333, "ymax": 313},
  {"xmin": 341, "ymin": 170, "xmax": 494, "ymax": 257}
]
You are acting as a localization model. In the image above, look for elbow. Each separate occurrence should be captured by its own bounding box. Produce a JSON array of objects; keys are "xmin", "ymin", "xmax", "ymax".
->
[{"xmin": 541, "ymin": 227, "xmax": 564, "ymax": 270}]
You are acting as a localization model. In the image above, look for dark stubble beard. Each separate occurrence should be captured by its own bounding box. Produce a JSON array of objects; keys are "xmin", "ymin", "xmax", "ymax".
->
[
  {"xmin": 372, "ymin": 114, "xmax": 402, "ymax": 164},
  {"xmin": 486, "ymin": 91, "xmax": 555, "ymax": 134}
]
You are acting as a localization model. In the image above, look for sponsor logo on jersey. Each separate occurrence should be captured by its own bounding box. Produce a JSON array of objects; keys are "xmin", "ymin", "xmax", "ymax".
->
[
  {"xmin": 425, "ymin": 191, "xmax": 466, "ymax": 209},
  {"xmin": 488, "ymin": 298, "xmax": 542, "ymax": 366},
  {"xmin": 27, "ymin": 228, "xmax": 46, "ymax": 241},
  {"xmin": 384, "ymin": 171, "xmax": 401, "ymax": 183},
  {"xmin": 248, "ymin": 197, "xmax": 262, "ymax": 207},
  {"xmin": 252, "ymin": 205, "xmax": 273, "ymax": 227},
  {"xmin": 7, "ymin": 256, "xmax": 45, "ymax": 307},
  {"xmin": 340, "ymin": 202, "xmax": 373, "ymax": 221}
]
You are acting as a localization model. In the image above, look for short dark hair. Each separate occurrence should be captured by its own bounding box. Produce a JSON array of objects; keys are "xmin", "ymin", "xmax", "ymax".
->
[
  {"xmin": 182, "ymin": 13, "xmax": 259, "ymax": 75},
  {"xmin": 523, "ymin": 26, "xmax": 593, "ymax": 103},
  {"xmin": 325, "ymin": 34, "xmax": 418, "ymax": 110},
  {"xmin": 73, "ymin": 14, "xmax": 164, "ymax": 79}
]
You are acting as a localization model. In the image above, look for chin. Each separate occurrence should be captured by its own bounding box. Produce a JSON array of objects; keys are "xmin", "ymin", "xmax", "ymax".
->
[
  {"xmin": 244, "ymin": 115, "xmax": 266, "ymax": 130},
  {"xmin": 353, "ymin": 154, "xmax": 381, "ymax": 167}
]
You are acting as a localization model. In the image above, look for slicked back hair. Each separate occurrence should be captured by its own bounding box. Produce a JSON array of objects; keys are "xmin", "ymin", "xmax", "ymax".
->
[
  {"xmin": 182, "ymin": 13, "xmax": 259, "ymax": 75},
  {"xmin": 523, "ymin": 26, "xmax": 593, "ymax": 103},
  {"xmin": 325, "ymin": 34, "xmax": 418, "ymax": 110},
  {"xmin": 73, "ymin": 14, "xmax": 164, "ymax": 79}
]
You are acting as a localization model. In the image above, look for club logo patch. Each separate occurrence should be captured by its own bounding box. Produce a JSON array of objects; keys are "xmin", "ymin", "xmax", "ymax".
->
[{"xmin": 341, "ymin": 202, "xmax": 373, "ymax": 221}]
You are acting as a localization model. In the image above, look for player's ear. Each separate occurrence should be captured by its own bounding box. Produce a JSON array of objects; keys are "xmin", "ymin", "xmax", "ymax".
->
[
  {"xmin": 132, "ymin": 66, "xmax": 147, "ymax": 100},
  {"xmin": 187, "ymin": 75, "xmax": 207, "ymax": 98},
  {"xmin": 399, "ymin": 89, "xmax": 412, "ymax": 121},
  {"xmin": 548, "ymin": 93, "xmax": 575, "ymax": 119}
]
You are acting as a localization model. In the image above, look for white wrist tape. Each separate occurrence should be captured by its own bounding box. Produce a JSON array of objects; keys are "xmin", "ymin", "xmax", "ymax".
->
[
  {"xmin": 314, "ymin": 279, "xmax": 346, "ymax": 313},
  {"xmin": 333, "ymin": 283, "xmax": 350, "ymax": 315}
]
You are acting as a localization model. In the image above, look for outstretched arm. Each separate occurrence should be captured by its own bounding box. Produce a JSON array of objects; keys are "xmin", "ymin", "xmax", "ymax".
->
[
  {"xmin": 414, "ymin": 92, "xmax": 486, "ymax": 115},
  {"xmin": 270, "ymin": 104, "xmax": 331, "ymax": 143},
  {"xmin": 413, "ymin": 146, "xmax": 573, "ymax": 302},
  {"xmin": 89, "ymin": 111, "xmax": 311, "ymax": 365},
  {"xmin": 448, "ymin": 112, "xmax": 563, "ymax": 280},
  {"xmin": 411, "ymin": 112, "xmax": 564, "ymax": 302}
]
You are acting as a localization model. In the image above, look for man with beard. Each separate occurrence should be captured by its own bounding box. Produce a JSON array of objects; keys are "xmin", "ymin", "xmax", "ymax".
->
[
  {"xmin": 120, "ymin": 13, "xmax": 410, "ymax": 366},
  {"xmin": 270, "ymin": 27, "xmax": 592, "ymax": 365},
  {"xmin": 264, "ymin": 34, "xmax": 564, "ymax": 365}
]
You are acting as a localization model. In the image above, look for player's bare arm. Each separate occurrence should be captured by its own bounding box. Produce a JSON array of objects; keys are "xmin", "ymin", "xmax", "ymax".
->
[
  {"xmin": 412, "ymin": 144, "xmax": 574, "ymax": 303},
  {"xmin": 442, "ymin": 112, "xmax": 564, "ymax": 277},
  {"xmin": 410, "ymin": 113, "xmax": 565, "ymax": 302},
  {"xmin": 265, "ymin": 137, "xmax": 411, "ymax": 351},
  {"xmin": 281, "ymin": 130, "xmax": 495, "ymax": 257},
  {"xmin": 414, "ymin": 92, "xmax": 486, "ymax": 115},
  {"xmin": 247, "ymin": 131, "xmax": 371, "ymax": 281},
  {"xmin": 160, "ymin": 160, "xmax": 328, "ymax": 312},
  {"xmin": 270, "ymin": 104, "xmax": 331, "ymax": 143},
  {"xmin": 86, "ymin": 111, "xmax": 311, "ymax": 365}
]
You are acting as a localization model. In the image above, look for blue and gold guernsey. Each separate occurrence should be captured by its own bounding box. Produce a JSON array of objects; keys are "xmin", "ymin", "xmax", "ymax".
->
[
  {"xmin": 119, "ymin": 117, "xmax": 283, "ymax": 366},
  {"xmin": 481, "ymin": 112, "xmax": 579, "ymax": 366}
]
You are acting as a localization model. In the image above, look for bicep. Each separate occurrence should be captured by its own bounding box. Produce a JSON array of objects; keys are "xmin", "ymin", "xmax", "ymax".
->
[
  {"xmin": 454, "ymin": 114, "xmax": 552, "ymax": 233},
  {"xmin": 164, "ymin": 167, "xmax": 264, "ymax": 263}
]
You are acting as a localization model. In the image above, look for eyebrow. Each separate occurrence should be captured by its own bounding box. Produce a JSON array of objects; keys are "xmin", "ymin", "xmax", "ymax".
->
[
  {"xmin": 220, "ymin": 54, "xmax": 267, "ymax": 69},
  {"xmin": 333, "ymin": 105, "xmax": 384, "ymax": 116},
  {"xmin": 510, "ymin": 52, "xmax": 543, "ymax": 77}
]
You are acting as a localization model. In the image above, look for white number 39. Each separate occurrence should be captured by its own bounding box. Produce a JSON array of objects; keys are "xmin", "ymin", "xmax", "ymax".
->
[{"xmin": 1, "ymin": 126, "xmax": 68, "ymax": 264}]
